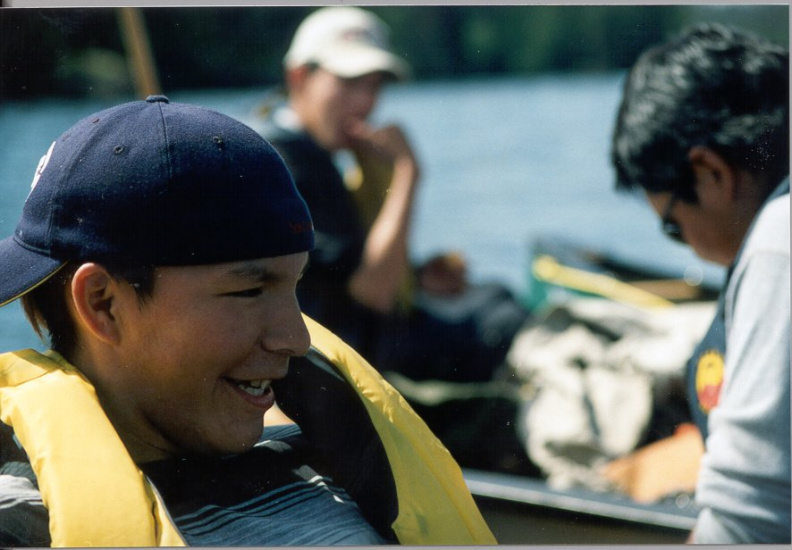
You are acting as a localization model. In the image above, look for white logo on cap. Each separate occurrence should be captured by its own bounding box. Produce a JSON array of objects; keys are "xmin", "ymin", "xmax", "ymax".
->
[{"xmin": 30, "ymin": 141, "xmax": 56, "ymax": 192}]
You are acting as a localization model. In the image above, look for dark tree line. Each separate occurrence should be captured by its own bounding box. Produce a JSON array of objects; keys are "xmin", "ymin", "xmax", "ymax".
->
[{"xmin": 0, "ymin": 5, "xmax": 788, "ymax": 100}]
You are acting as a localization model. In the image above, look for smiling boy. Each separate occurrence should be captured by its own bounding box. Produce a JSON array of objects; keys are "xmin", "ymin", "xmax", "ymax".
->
[
  {"xmin": 66, "ymin": 256, "xmax": 310, "ymax": 462},
  {"xmin": 0, "ymin": 96, "xmax": 494, "ymax": 546}
]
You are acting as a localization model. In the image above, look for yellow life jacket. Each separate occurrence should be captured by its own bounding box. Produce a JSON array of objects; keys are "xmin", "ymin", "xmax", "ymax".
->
[
  {"xmin": 345, "ymin": 148, "xmax": 415, "ymax": 313},
  {"xmin": 0, "ymin": 316, "xmax": 496, "ymax": 546},
  {"xmin": 297, "ymin": 316, "xmax": 496, "ymax": 545},
  {"xmin": 0, "ymin": 348, "xmax": 185, "ymax": 547}
]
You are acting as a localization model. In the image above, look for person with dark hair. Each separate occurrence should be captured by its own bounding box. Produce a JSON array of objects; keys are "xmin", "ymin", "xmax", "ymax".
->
[
  {"xmin": 0, "ymin": 96, "xmax": 495, "ymax": 546},
  {"xmin": 611, "ymin": 23, "xmax": 790, "ymax": 543}
]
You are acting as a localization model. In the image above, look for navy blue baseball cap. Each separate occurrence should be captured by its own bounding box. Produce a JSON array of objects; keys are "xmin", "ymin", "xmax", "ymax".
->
[{"xmin": 0, "ymin": 95, "xmax": 314, "ymax": 306}]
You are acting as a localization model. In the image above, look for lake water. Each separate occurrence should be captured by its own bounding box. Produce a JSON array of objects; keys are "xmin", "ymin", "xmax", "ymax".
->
[{"xmin": 0, "ymin": 74, "xmax": 723, "ymax": 352}]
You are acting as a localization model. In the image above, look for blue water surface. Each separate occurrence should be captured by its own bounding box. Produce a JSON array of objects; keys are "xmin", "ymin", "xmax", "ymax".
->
[{"xmin": 0, "ymin": 74, "xmax": 723, "ymax": 353}]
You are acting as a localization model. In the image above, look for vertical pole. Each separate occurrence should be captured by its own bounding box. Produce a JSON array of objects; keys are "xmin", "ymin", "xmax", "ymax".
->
[{"xmin": 117, "ymin": 7, "xmax": 161, "ymax": 98}]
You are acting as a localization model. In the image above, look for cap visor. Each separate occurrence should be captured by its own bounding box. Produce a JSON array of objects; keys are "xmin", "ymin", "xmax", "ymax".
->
[
  {"xmin": 321, "ymin": 47, "xmax": 411, "ymax": 81},
  {"xmin": 0, "ymin": 236, "xmax": 66, "ymax": 307}
]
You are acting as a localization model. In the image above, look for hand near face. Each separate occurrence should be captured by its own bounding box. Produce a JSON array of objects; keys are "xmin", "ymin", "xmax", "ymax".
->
[{"xmin": 346, "ymin": 121, "xmax": 420, "ymax": 182}]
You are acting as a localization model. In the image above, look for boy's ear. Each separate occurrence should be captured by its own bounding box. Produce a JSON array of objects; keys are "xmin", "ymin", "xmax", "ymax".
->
[
  {"xmin": 688, "ymin": 146, "xmax": 738, "ymax": 205},
  {"xmin": 69, "ymin": 263, "xmax": 122, "ymax": 346}
]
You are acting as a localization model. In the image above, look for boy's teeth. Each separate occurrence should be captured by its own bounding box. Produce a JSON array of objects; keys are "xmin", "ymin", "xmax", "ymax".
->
[{"xmin": 236, "ymin": 379, "xmax": 269, "ymax": 397}]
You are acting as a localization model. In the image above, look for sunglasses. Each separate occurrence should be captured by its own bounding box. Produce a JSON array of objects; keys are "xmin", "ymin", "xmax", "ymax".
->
[{"xmin": 660, "ymin": 190, "xmax": 684, "ymax": 243}]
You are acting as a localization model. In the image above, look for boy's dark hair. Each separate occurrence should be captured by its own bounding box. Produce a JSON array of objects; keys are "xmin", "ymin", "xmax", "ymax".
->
[
  {"xmin": 21, "ymin": 263, "xmax": 156, "ymax": 360},
  {"xmin": 612, "ymin": 23, "xmax": 789, "ymax": 202}
]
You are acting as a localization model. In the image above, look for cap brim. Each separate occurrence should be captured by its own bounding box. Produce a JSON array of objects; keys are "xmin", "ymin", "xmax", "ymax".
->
[
  {"xmin": 0, "ymin": 236, "xmax": 66, "ymax": 307},
  {"xmin": 319, "ymin": 45, "xmax": 411, "ymax": 81}
]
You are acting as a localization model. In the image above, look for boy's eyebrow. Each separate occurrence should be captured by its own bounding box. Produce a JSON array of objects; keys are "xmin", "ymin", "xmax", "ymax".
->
[
  {"xmin": 227, "ymin": 263, "xmax": 277, "ymax": 282},
  {"xmin": 225, "ymin": 260, "xmax": 308, "ymax": 282}
]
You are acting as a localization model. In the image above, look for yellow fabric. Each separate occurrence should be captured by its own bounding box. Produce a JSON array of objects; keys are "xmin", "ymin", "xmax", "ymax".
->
[
  {"xmin": 345, "ymin": 149, "xmax": 394, "ymax": 231},
  {"xmin": 303, "ymin": 315, "xmax": 497, "ymax": 544},
  {"xmin": 0, "ymin": 316, "xmax": 496, "ymax": 546},
  {"xmin": 345, "ymin": 149, "xmax": 415, "ymax": 313},
  {"xmin": 0, "ymin": 349, "xmax": 184, "ymax": 547}
]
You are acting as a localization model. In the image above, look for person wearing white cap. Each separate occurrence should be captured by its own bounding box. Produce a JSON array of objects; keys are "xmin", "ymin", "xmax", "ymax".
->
[
  {"xmin": 255, "ymin": 7, "xmax": 527, "ymax": 383},
  {"xmin": 255, "ymin": 6, "xmax": 421, "ymax": 361}
]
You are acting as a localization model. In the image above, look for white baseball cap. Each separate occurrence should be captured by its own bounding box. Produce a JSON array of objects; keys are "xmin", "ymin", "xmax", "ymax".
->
[{"xmin": 284, "ymin": 7, "xmax": 410, "ymax": 81}]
